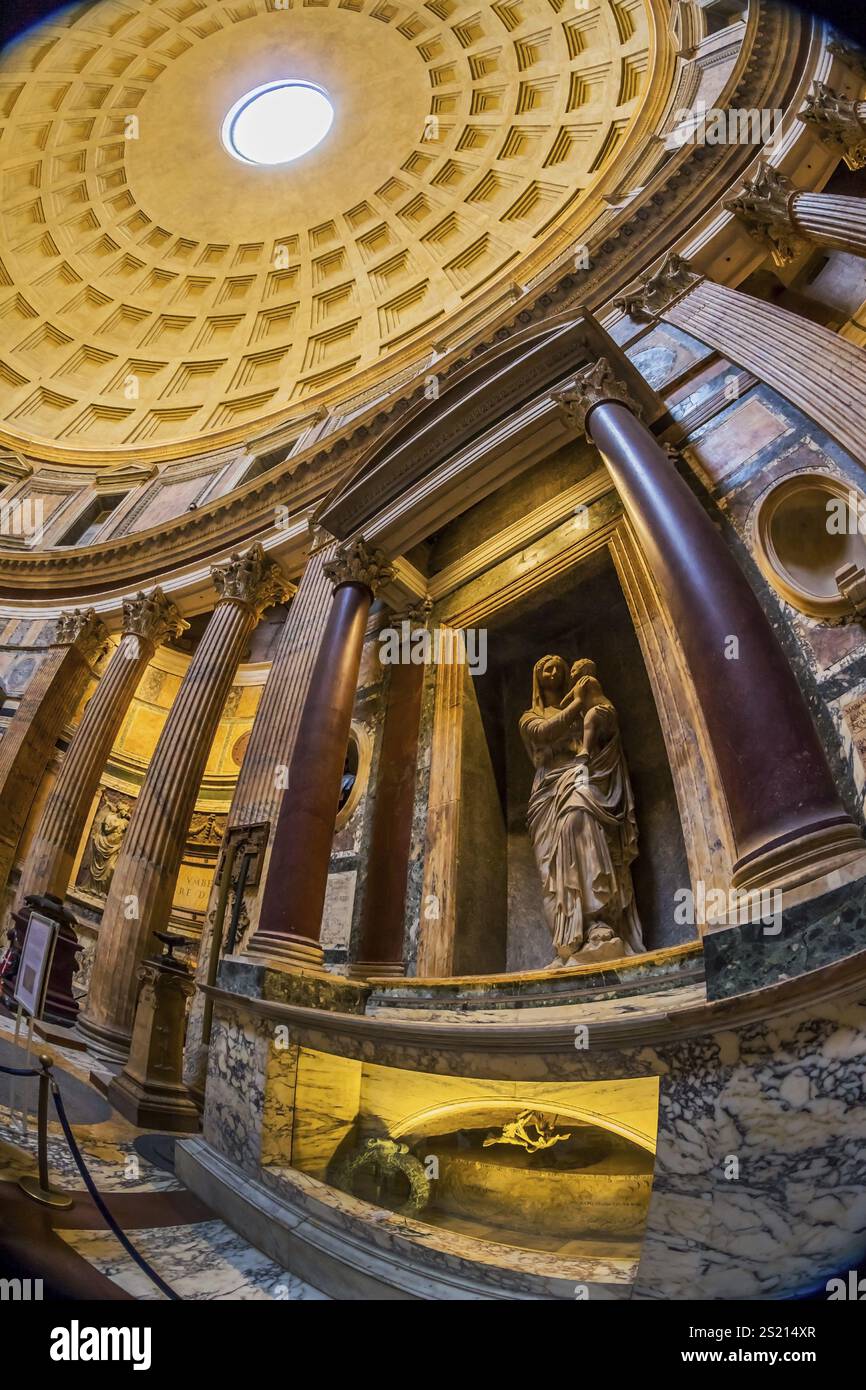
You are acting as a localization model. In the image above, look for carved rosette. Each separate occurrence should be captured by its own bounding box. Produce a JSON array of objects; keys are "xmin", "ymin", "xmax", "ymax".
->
[
  {"xmin": 211, "ymin": 542, "xmax": 291, "ymax": 619},
  {"xmin": 723, "ymin": 161, "xmax": 811, "ymax": 266},
  {"xmin": 798, "ymin": 82, "xmax": 866, "ymax": 171},
  {"xmin": 53, "ymin": 607, "xmax": 109, "ymax": 665},
  {"xmin": 323, "ymin": 538, "xmax": 395, "ymax": 596},
  {"xmin": 552, "ymin": 358, "xmax": 641, "ymax": 438},
  {"xmin": 122, "ymin": 587, "xmax": 189, "ymax": 650},
  {"xmin": 613, "ymin": 251, "xmax": 701, "ymax": 321}
]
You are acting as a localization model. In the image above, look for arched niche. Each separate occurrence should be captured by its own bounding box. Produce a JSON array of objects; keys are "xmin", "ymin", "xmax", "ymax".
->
[{"xmin": 753, "ymin": 471, "xmax": 866, "ymax": 619}]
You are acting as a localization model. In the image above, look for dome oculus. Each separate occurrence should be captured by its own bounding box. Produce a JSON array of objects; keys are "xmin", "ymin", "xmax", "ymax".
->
[{"xmin": 221, "ymin": 81, "xmax": 334, "ymax": 166}]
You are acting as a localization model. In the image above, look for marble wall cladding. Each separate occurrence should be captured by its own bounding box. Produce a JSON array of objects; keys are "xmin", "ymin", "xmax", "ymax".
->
[
  {"xmin": 260, "ymin": 1033, "xmax": 300, "ymax": 1169},
  {"xmin": 252, "ymin": 1157, "xmax": 635, "ymax": 1299},
  {"xmin": 0, "ymin": 618, "xmax": 58, "ymax": 706},
  {"xmin": 288, "ymin": 1046, "xmax": 363, "ymax": 1180},
  {"xmin": 403, "ymin": 660, "xmax": 437, "ymax": 975},
  {"xmin": 672, "ymin": 380, "xmax": 866, "ymax": 835},
  {"xmin": 367, "ymin": 943, "xmax": 704, "ymax": 1012},
  {"xmin": 703, "ymin": 877, "xmax": 866, "ymax": 1000},
  {"xmin": 201, "ymin": 970, "xmax": 866, "ymax": 1300},
  {"xmin": 625, "ymin": 322, "xmax": 714, "ymax": 393},
  {"xmin": 217, "ymin": 958, "xmax": 368, "ymax": 1014},
  {"xmin": 635, "ymin": 995, "xmax": 866, "ymax": 1300},
  {"xmin": 203, "ymin": 1002, "xmax": 272, "ymax": 1176}
]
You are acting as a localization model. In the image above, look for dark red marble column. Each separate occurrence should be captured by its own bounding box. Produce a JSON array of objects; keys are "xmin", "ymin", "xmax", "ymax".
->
[
  {"xmin": 349, "ymin": 646, "xmax": 425, "ymax": 978},
  {"xmin": 249, "ymin": 540, "xmax": 394, "ymax": 969},
  {"xmin": 555, "ymin": 358, "xmax": 864, "ymax": 891}
]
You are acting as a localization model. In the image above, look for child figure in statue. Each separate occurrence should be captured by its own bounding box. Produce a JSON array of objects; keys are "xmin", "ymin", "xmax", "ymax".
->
[{"xmin": 519, "ymin": 655, "xmax": 644, "ymax": 967}]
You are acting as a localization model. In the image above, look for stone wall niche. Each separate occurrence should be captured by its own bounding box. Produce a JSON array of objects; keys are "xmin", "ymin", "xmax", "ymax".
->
[
  {"xmin": 416, "ymin": 533, "xmax": 714, "ymax": 977},
  {"xmin": 753, "ymin": 472, "xmax": 866, "ymax": 620}
]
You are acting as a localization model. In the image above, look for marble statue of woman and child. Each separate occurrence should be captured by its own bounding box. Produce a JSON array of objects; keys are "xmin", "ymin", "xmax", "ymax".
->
[{"xmin": 519, "ymin": 655, "xmax": 645, "ymax": 967}]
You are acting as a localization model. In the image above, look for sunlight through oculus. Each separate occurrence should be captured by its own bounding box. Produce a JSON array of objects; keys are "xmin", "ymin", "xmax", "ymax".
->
[{"xmin": 222, "ymin": 81, "xmax": 334, "ymax": 166}]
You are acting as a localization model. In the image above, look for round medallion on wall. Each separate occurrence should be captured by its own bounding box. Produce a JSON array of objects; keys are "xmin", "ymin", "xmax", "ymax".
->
[
  {"xmin": 753, "ymin": 473, "xmax": 866, "ymax": 620},
  {"xmin": 231, "ymin": 730, "xmax": 250, "ymax": 767}
]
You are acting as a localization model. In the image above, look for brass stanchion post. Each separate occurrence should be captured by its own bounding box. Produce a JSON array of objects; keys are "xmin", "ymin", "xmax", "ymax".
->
[{"xmin": 18, "ymin": 1054, "xmax": 72, "ymax": 1209}]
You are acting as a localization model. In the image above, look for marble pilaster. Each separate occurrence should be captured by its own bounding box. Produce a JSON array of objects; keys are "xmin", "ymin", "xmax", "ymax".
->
[
  {"xmin": 417, "ymin": 630, "xmax": 466, "ymax": 978},
  {"xmin": 80, "ymin": 545, "xmax": 289, "ymax": 1060},
  {"xmin": 14, "ymin": 589, "xmax": 187, "ymax": 912},
  {"xmin": 0, "ymin": 609, "xmax": 108, "ymax": 895}
]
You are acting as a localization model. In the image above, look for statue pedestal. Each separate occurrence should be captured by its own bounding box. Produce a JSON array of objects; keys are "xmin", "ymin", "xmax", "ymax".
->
[
  {"xmin": 571, "ymin": 934, "xmax": 628, "ymax": 966},
  {"xmin": 108, "ymin": 937, "xmax": 199, "ymax": 1133}
]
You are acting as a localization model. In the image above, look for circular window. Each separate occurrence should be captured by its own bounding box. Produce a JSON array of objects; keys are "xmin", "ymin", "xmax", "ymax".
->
[
  {"xmin": 221, "ymin": 81, "xmax": 334, "ymax": 166},
  {"xmin": 754, "ymin": 473, "xmax": 866, "ymax": 619}
]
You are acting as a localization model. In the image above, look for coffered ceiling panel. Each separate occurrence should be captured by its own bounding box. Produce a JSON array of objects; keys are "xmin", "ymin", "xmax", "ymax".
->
[{"xmin": 0, "ymin": 0, "xmax": 658, "ymax": 460}]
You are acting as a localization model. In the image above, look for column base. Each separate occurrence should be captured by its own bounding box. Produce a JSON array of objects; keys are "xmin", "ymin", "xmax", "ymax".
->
[
  {"xmin": 732, "ymin": 816, "xmax": 866, "ymax": 894},
  {"xmin": 346, "ymin": 960, "xmax": 406, "ymax": 981},
  {"xmin": 242, "ymin": 929, "xmax": 328, "ymax": 976},
  {"xmin": 76, "ymin": 1012, "xmax": 132, "ymax": 1065},
  {"xmin": 107, "ymin": 1069, "xmax": 200, "ymax": 1134}
]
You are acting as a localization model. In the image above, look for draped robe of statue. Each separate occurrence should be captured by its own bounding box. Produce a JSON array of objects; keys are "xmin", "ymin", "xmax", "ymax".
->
[
  {"xmin": 81, "ymin": 801, "xmax": 130, "ymax": 896},
  {"xmin": 519, "ymin": 656, "xmax": 644, "ymax": 963}
]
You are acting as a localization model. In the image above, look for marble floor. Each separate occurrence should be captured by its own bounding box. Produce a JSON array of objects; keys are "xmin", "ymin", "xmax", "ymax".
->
[{"xmin": 0, "ymin": 1010, "xmax": 328, "ymax": 1301}]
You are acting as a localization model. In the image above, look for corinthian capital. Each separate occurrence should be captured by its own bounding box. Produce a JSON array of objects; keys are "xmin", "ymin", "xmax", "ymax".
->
[
  {"xmin": 552, "ymin": 358, "xmax": 641, "ymax": 438},
  {"xmin": 54, "ymin": 607, "xmax": 109, "ymax": 663},
  {"xmin": 723, "ymin": 160, "xmax": 810, "ymax": 266},
  {"xmin": 211, "ymin": 543, "xmax": 291, "ymax": 619},
  {"xmin": 122, "ymin": 587, "xmax": 189, "ymax": 649},
  {"xmin": 798, "ymin": 81, "xmax": 866, "ymax": 171},
  {"xmin": 323, "ymin": 539, "xmax": 395, "ymax": 596},
  {"xmin": 827, "ymin": 32, "xmax": 866, "ymax": 82},
  {"xmin": 613, "ymin": 251, "xmax": 701, "ymax": 321}
]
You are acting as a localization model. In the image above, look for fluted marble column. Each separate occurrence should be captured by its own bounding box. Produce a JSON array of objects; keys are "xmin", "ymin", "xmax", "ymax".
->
[
  {"xmin": 798, "ymin": 81, "xmax": 866, "ymax": 171},
  {"xmin": 14, "ymin": 589, "xmax": 187, "ymax": 913},
  {"xmin": 724, "ymin": 158, "xmax": 866, "ymax": 263},
  {"xmin": 247, "ymin": 539, "xmax": 394, "ymax": 970},
  {"xmin": 553, "ymin": 358, "xmax": 864, "ymax": 892},
  {"xmin": 0, "ymin": 609, "xmax": 108, "ymax": 895},
  {"xmin": 80, "ymin": 545, "xmax": 289, "ymax": 1059},
  {"xmin": 614, "ymin": 251, "xmax": 866, "ymax": 468},
  {"xmin": 182, "ymin": 541, "xmax": 328, "ymax": 1087}
]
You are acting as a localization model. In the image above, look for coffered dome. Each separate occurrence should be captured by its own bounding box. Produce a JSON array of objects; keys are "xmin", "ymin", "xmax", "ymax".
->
[{"xmin": 0, "ymin": 0, "xmax": 662, "ymax": 461}]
